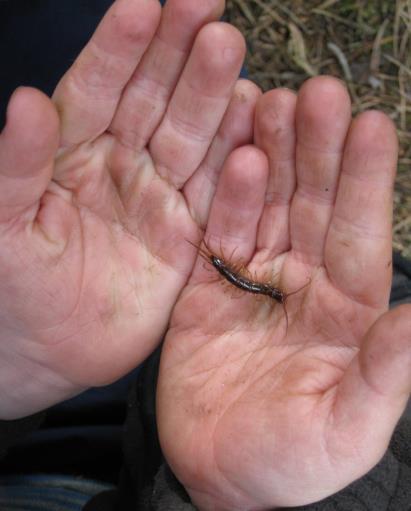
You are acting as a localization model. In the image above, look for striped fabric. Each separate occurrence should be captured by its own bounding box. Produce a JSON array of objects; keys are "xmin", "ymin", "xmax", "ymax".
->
[{"xmin": 0, "ymin": 474, "xmax": 114, "ymax": 511}]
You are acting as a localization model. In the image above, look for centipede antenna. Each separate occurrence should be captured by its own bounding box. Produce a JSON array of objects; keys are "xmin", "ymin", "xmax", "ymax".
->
[
  {"xmin": 185, "ymin": 238, "xmax": 211, "ymax": 263},
  {"xmin": 185, "ymin": 238, "xmax": 199, "ymax": 249},
  {"xmin": 217, "ymin": 238, "xmax": 224, "ymax": 261},
  {"xmin": 202, "ymin": 237, "xmax": 214, "ymax": 254}
]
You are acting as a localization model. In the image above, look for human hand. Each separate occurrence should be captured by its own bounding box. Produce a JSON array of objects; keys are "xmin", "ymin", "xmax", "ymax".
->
[
  {"xmin": 0, "ymin": 0, "xmax": 261, "ymax": 419},
  {"xmin": 157, "ymin": 76, "xmax": 411, "ymax": 510}
]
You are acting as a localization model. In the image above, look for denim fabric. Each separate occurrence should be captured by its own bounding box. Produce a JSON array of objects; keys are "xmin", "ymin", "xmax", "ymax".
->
[{"xmin": 0, "ymin": 474, "xmax": 114, "ymax": 511}]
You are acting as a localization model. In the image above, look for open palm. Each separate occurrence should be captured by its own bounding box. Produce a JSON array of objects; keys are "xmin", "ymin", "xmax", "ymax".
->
[
  {"xmin": 158, "ymin": 77, "xmax": 411, "ymax": 510},
  {"xmin": 0, "ymin": 0, "xmax": 259, "ymax": 419}
]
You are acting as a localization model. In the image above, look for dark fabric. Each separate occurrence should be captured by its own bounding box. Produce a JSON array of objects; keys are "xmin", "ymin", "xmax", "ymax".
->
[
  {"xmin": 83, "ymin": 362, "xmax": 411, "ymax": 511},
  {"xmin": 391, "ymin": 252, "xmax": 411, "ymax": 306},
  {"xmin": 147, "ymin": 465, "xmax": 193, "ymax": 510},
  {"xmin": 0, "ymin": 412, "xmax": 45, "ymax": 460},
  {"xmin": 289, "ymin": 423, "xmax": 411, "ymax": 511},
  {"xmin": 0, "ymin": 0, "xmax": 245, "ymax": 130},
  {"xmin": 2, "ymin": 367, "xmax": 411, "ymax": 511},
  {"xmin": 0, "ymin": 473, "xmax": 113, "ymax": 511},
  {"xmin": 82, "ymin": 256, "xmax": 411, "ymax": 510},
  {"xmin": 0, "ymin": 368, "xmax": 138, "ymax": 483},
  {"xmin": 0, "ymin": 0, "xmax": 114, "ymax": 128}
]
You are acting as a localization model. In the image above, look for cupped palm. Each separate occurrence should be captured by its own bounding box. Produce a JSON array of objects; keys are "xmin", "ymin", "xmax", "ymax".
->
[
  {"xmin": 157, "ymin": 78, "xmax": 411, "ymax": 510},
  {"xmin": 0, "ymin": 0, "xmax": 251, "ymax": 418}
]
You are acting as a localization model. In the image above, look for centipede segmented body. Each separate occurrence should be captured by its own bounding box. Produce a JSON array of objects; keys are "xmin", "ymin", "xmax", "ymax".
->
[
  {"xmin": 188, "ymin": 238, "xmax": 309, "ymax": 330},
  {"xmin": 211, "ymin": 254, "xmax": 284, "ymax": 303}
]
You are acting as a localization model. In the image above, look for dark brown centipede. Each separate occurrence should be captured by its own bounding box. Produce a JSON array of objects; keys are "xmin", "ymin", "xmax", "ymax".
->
[{"xmin": 187, "ymin": 238, "xmax": 310, "ymax": 330}]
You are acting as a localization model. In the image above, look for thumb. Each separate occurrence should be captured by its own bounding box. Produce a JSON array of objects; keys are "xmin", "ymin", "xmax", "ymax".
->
[
  {"xmin": 333, "ymin": 305, "xmax": 411, "ymax": 458},
  {"xmin": 359, "ymin": 304, "xmax": 411, "ymax": 402},
  {"xmin": 0, "ymin": 87, "xmax": 59, "ymax": 223}
]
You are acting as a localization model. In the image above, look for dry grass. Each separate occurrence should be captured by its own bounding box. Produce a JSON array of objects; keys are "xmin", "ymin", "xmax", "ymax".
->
[{"xmin": 225, "ymin": 0, "xmax": 411, "ymax": 258}]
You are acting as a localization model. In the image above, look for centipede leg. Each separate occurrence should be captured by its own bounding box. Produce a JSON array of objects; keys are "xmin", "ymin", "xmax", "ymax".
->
[
  {"xmin": 186, "ymin": 238, "xmax": 211, "ymax": 265},
  {"xmin": 285, "ymin": 278, "xmax": 311, "ymax": 298},
  {"xmin": 282, "ymin": 301, "xmax": 289, "ymax": 333},
  {"xmin": 202, "ymin": 238, "xmax": 214, "ymax": 257}
]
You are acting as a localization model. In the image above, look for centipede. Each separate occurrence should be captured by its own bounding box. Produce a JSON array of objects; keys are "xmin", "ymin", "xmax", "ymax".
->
[{"xmin": 187, "ymin": 238, "xmax": 310, "ymax": 330}]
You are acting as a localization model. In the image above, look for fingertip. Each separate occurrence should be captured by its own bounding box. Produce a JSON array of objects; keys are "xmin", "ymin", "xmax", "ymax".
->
[
  {"xmin": 5, "ymin": 87, "xmax": 59, "ymax": 139},
  {"xmin": 219, "ymin": 79, "xmax": 261, "ymax": 141},
  {"xmin": 205, "ymin": 145, "xmax": 269, "ymax": 262},
  {"xmin": 255, "ymin": 88, "xmax": 297, "ymax": 147},
  {"xmin": 234, "ymin": 78, "xmax": 262, "ymax": 103},
  {"xmin": 349, "ymin": 110, "xmax": 399, "ymax": 157},
  {"xmin": 360, "ymin": 304, "xmax": 411, "ymax": 399},
  {"xmin": 97, "ymin": 0, "xmax": 162, "ymax": 51},
  {"xmin": 224, "ymin": 145, "xmax": 269, "ymax": 191},
  {"xmin": 298, "ymin": 75, "xmax": 351, "ymax": 110},
  {"xmin": 195, "ymin": 21, "xmax": 246, "ymax": 74},
  {"xmin": 0, "ymin": 88, "xmax": 60, "ymax": 222},
  {"xmin": 368, "ymin": 303, "xmax": 411, "ymax": 348},
  {"xmin": 162, "ymin": 0, "xmax": 226, "ymax": 45},
  {"xmin": 389, "ymin": 303, "xmax": 411, "ymax": 325},
  {"xmin": 342, "ymin": 109, "xmax": 399, "ymax": 188},
  {"xmin": 257, "ymin": 87, "xmax": 297, "ymax": 114},
  {"xmin": 1, "ymin": 87, "xmax": 59, "ymax": 175},
  {"xmin": 298, "ymin": 75, "xmax": 350, "ymax": 101},
  {"xmin": 296, "ymin": 76, "xmax": 352, "ymax": 149}
]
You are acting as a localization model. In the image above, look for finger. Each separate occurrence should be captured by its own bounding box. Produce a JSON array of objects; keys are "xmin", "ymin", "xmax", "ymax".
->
[
  {"xmin": 191, "ymin": 145, "xmax": 268, "ymax": 282},
  {"xmin": 149, "ymin": 22, "xmax": 246, "ymax": 189},
  {"xmin": 0, "ymin": 88, "xmax": 59, "ymax": 224},
  {"xmin": 326, "ymin": 111, "xmax": 398, "ymax": 308},
  {"xmin": 184, "ymin": 79, "xmax": 261, "ymax": 228},
  {"xmin": 110, "ymin": 0, "xmax": 225, "ymax": 151},
  {"xmin": 290, "ymin": 77, "xmax": 352, "ymax": 266},
  {"xmin": 332, "ymin": 305, "xmax": 411, "ymax": 464},
  {"xmin": 254, "ymin": 88, "xmax": 297, "ymax": 255},
  {"xmin": 53, "ymin": 0, "xmax": 161, "ymax": 146}
]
